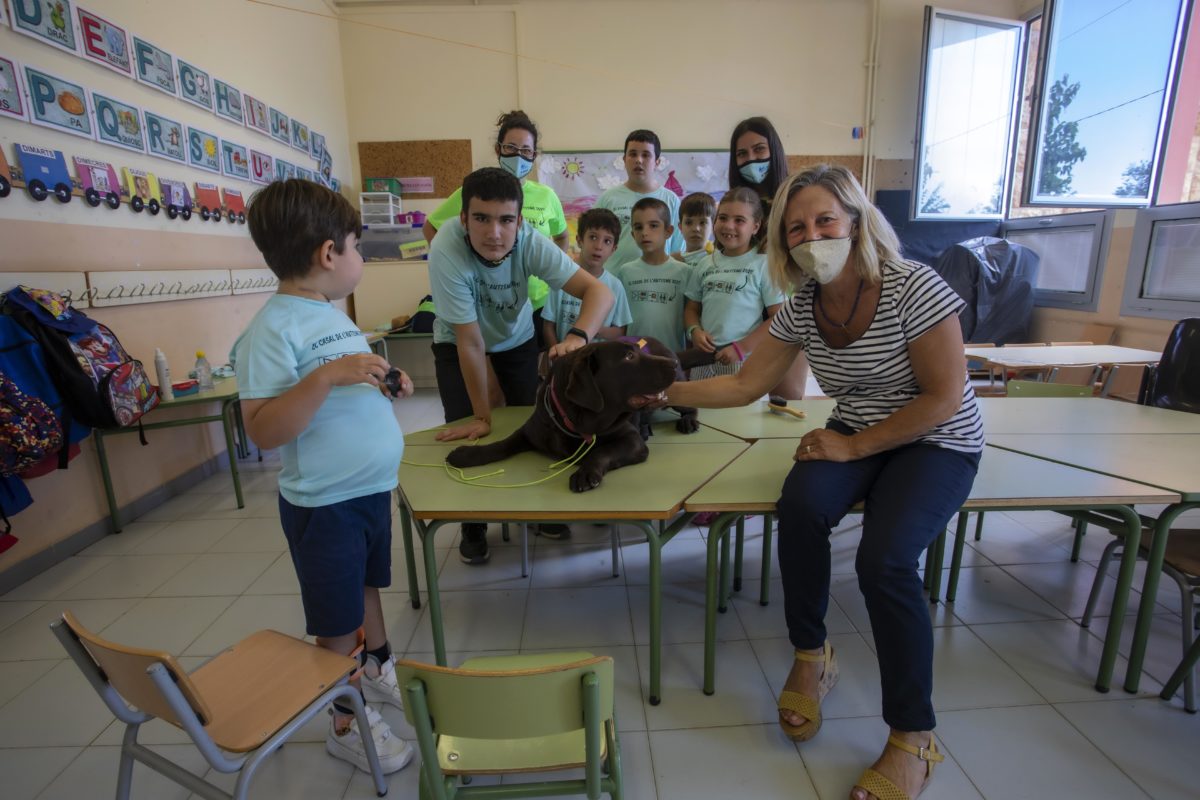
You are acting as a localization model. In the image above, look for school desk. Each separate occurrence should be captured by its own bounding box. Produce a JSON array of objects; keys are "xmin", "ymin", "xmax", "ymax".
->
[
  {"xmin": 977, "ymin": 396, "xmax": 1200, "ymax": 435},
  {"xmin": 94, "ymin": 377, "xmax": 244, "ymax": 533},
  {"xmin": 965, "ymin": 344, "xmax": 1161, "ymax": 388},
  {"xmin": 396, "ymin": 433, "xmax": 748, "ymax": 705},
  {"xmin": 685, "ymin": 440, "xmax": 1180, "ymax": 696},
  {"xmin": 687, "ymin": 397, "xmax": 839, "ymax": 441},
  {"xmin": 986, "ymin": 433, "xmax": 1200, "ymax": 694}
]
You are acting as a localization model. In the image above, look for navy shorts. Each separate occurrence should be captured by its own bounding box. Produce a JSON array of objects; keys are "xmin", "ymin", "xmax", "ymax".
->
[{"xmin": 278, "ymin": 491, "xmax": 392, "ymax": 638}]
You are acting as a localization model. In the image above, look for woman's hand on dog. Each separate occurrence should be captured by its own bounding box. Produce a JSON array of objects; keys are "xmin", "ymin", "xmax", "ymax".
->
[{"xmin": 435, "ymin": 418, "xmax": 492, "ymax": 442}]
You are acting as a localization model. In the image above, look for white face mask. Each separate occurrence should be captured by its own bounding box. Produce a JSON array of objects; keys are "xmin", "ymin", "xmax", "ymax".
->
[{"xmin": 789, "ymin": 237, "xmax": 852, "ymax": 284}]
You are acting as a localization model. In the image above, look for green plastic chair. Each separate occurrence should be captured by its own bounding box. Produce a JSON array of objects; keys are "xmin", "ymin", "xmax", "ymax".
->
[
  {"xmin": 1005, "ymin": 379, "xmax": 1093, "ymax": 397},
  {"xmin": 395, "ymin": 652, "xmax": 622, "ymax": 800}
]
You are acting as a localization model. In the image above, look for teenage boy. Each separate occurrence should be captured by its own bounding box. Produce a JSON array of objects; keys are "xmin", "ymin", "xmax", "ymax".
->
[
  {"xmin": 543, "ymin": 208, "xmax": 632, "ymax": 347},
  {"xmin": 231, "ymin": 179, "xmax": 415, "ymax": 776},
  {"xmin": 596, "ymin": 130, "xmax": 685, "ymax": 269},
  {"xmin": 611, "ymin": 197, "xmax": 691, "ymax": 351},
  {"xmin": 428, "ymin": 167, "xmax": 613, "ymax": 562},
  {"xmin": 673, "ymin": 192, "xmax": 716, "ymax": 266}
]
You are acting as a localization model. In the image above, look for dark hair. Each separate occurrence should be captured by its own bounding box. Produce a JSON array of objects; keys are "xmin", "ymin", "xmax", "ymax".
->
[
  {"xmin": 246, "ymin": 179, "xmax": 361, "ymax": 281},
  {"xmin": 576, "ymin": 208, "xmax": 621, "ymax": 242},
  {"xmin": 461, "ymin": 167, "xmax": 524, "ymax": 215},
  {"xmin": 624, "ymin": 129, "xmax": 662, "ymax": 159},
  {"xmin": 631, "ymin": 197, "xmax": 671, "ymax": 227},
  {"xmin": 496, "ymin": 109, "xmax": 538, "ymax": 150},
  {"xmin": 679, "ymin": 192, "xmax": 716, "ymax": 221},
  {"xmin": 718, "ymin": 186, "xmax": 764, "ymax": 223},
  {"xmin": 728, "ymin": 116, "xmax": 788, "ymax": 198}
]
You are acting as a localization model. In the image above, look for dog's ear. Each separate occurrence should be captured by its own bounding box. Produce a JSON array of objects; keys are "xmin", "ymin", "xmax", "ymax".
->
[{"xmin": 563, "ymin": 349, "xmax": 605, "ymax": 412}]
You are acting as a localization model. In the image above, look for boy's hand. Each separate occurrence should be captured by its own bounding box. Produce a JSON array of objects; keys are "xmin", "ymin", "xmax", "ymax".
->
[
  {"xmin": 381, "ymin": 368, "xmax": 414, "ymax": 399},
  {"xmin": 715, "ymin": 345, "xmax": 738, "ymax": 365},
  {"xmin": 435, "ymin": 418, "xmax": 491, "ymax": 442},
  {"xmin": 691, "ymin": 328, "xmax": 716, "ymax": 353},
  {"xmin": 322, "ymin": 353, "xmax": 392, "ymax": 387},
  {"xmin": 548, "ymin": 336, "xmax": 587, "ymax": 360}
]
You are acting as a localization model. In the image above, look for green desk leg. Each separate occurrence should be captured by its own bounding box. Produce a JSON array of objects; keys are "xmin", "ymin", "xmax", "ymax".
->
[
  {"xmin": 631, "ymin": 513, "xmax": 694, "ymax": 706},
  {"xmin": 94, "ymin": 430, "xmax": 121, "ymax": 533},
  {"xmin": 704, "ymin": 512, "xmax": 741, "ymax": 695},
  {"xmin": 760, "ymin": 514, "xmax": 774, "ymax": 606},
  {"xmin": 947, "ymin": 512, "xmax": 971, "ymax": 603},
  {"xmin": 398, "ymin": 500, "xmax": 421, "ymax": 609},
  {"xmin": 1125, "ymin": 502, "xmax": 1195, "ymax": 693},
  {"xmin": 418, "ymin": 519, "xmax": 451, "ymax": 666},
  {"xmin": 1093, "ymin": 504, "xmax": 1141, "ymax": 692},
  {"xmin": 732, "ymin": 516, "xmax": 745, "ymax": 593},
  {"xmin": 220, "ymin": 400, "xmax": 244, "ymax": 510},
  {"xmin": 927, "ymin": 528, "xmax": 946, "ymax": 604}
]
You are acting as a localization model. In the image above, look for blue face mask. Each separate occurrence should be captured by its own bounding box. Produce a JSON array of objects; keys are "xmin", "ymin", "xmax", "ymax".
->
[
  {"xmin": 739, "ymin": 159, "xmax": 771, "ymax": 185},
  {"xmin": 500, "ymin": 154, "xmax": 534, "ymax": 180}
]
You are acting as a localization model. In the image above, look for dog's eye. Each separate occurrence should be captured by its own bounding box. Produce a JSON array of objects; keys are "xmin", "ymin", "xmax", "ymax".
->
[{"xmin": 624, "ymin": 350, "xmax": 635, "ymax": 361}]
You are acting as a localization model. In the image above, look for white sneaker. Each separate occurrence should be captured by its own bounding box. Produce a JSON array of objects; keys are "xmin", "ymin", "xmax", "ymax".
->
[
  {"xmin": 362, "ymin": 655, "xmax": 405, "ymax": 710},
  {"xmin": 326, "ymin": 705, "xmax": 413, "ymax": 774}
]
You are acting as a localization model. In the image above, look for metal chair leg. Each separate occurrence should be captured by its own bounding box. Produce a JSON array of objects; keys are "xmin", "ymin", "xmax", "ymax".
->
[
  {"xmin": 610, "ymin": 524, "xmax": 620, "ymax": 578},
  {"xmin": 1082, "ymin": 539, "xmax": 1121, "ymax": 628}
]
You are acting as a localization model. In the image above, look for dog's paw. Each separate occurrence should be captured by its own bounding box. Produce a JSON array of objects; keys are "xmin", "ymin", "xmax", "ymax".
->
[
  {"xmin": 446, "ymin": 446, "xmax": 484, "ymax": 468},
  {"xmin": 570, "ymin": 466, "xmax": 605, "ymax": 493},
  {"xmin": 675, "ymin": 410, "xmax": 700, "ymax": 434}
]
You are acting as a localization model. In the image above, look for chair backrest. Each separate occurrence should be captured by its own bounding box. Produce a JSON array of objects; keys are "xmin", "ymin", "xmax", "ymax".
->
[
  {"xmin": 1007, "ymin": 379, "xmax": 1092, "ymax": 398},
  {"xmin": 1100, "ymin": 364, "xmax": 1147, "ymax": 402},
  {"xmin": 1147, "ymin": 318, "xmax": 1200, "ymax": 414},
  {"xmin": 1047, "ymin": 364, "xmax": 1100, "ymax": 387},
  {"xmin": 59, "ymin": 610, "xmax": 212, "ymax": 726},
  {"xmin": 395, "ymin": 654, "xmax": 613, "ymax": 740},
  {"xmin": 1080, "ymin": 323, "xmax": 1116, "ymax": 345}
]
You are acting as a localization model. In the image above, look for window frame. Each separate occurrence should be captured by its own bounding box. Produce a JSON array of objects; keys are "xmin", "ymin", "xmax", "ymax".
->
[
  {"xmin": 1120, "ymin": 200, "xmax": 1200, "ymax": 319},
  {"xmin": 1001, "ymin": 209, "xmax": 1112, "ymax": 310}
]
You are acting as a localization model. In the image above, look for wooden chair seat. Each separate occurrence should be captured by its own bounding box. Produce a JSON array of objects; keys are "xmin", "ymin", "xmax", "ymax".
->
[{"xmin": 189, "ymin": 630, "xmax": 358, "ymax": 752}]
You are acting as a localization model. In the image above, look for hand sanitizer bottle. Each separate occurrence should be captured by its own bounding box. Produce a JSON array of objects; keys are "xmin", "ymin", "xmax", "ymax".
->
[{"xmin": 195, "ymin": 350, "xmax": 215, "ymax": 391}]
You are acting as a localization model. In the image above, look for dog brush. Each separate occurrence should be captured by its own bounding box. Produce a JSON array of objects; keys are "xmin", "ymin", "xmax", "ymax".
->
[{"xmin": 767, "ymin": 398, "xmax": 806, "ymax": 419}]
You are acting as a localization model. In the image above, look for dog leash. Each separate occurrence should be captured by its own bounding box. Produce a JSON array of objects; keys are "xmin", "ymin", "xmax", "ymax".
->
[{"xmin": 400, "ymin": 435, "xmax": 597, "ymax": 488}]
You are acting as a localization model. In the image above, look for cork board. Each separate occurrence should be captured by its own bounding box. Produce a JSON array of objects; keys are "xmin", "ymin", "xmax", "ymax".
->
[
  {"xmin": 357, "ymin": 139, "xmax": 472, "ymax": 199},
  {"xmin": 786, "ymin": 155, "xmax": 864, "ymax": 180}
]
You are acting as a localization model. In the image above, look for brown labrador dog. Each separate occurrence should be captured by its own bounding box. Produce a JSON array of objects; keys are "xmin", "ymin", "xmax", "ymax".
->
[{"xmin": 446, "ymin": 338, "xmax": 699, "ymax": 492}]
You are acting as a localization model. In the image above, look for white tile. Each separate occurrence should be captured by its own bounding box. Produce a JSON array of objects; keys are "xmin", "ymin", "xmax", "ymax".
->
[
  {"xmin": 730, "ymin": 578, "xmax": 857, "ymax": 640},
  {"xmin": 0, "ymin": 556, "xmax": 115, "ymax": 601},
  {"xmin": 639, "ymin": 641, "xmax": 778, "ymax": 730},
  {"xmin": 150, "ymin": 552, "xmax": 277, "ymax": 597},
  {"xmin": 37, "ymin": 744, "xmax": 210, "ymax": 800},
  {"xmin": 0, "ymin": 660, "xmax": 116, "ymax": 747},
  {"xmin": 522, "ymin": 587, "xmax": 633, "ymax": 649},
  {"xmin": 59, "ymin": 555, "xmax": 196, "ymax": 600},
  {"xmin": 0, "ymin": 600, "xmax": 44, "ymax": 632},
  {"xmin": 176, "ymin": 490, "xmax": 279, "ymax": 520},
  {"xmin": 407, "ymin": 589, "xmax": 528, "ymax": 652},
  {"xmin": 609, "ymin": 730, "xmax": 657, "ymax": 799},
  {"xmin": 929, "ymin": 625, "xmax": 1044, "ymax": 711},
  {"xmin": 243, "ymin": 553, "xmax": 302, "ymax": 595},
  {"xmin": 649, "ymin": 724, "xmax": 819, "ymax": 800},
  {"xmin": 0, "ymin": 746, "xmax": 81, "ymax": 800},
  {"xmin": 198, "ymin": 741, "xmax": 355, "ymax": 799},
  {"xmin": 528, "ymin": 542, "xmax": 623, "ymax": 589},
  {"xmin": 435, "ymin": 540, "xmax": 532, "ymax": 591},
  {"xmin": 133, "ymin": 518, "xmax": 243, "ymax": 555},
  {"xmin": 970, "ymin": 619, "xmax": 1157, "ymax": 703},
  {"xmin": 0, "ymin": 659, "xmax": 58, "ymax": 707},
  {"xmin": 206, "ymin": 516, "xmax": 288, "ymax": 554},
  {"xmin": 936, "ymin": 705, "xmax": 1149, "ymax": 799},
  {"xmin": 799, "ymin": 716, "xmax": 983, "ymax": 800},
  {"xmin": 0, "ymin": 598, "xmax": 139, "ymax": 661},
  {"xmin": 622, "ymin": 537, "xmax": 714, "ymax": 587},
  {"xmin": 1005, "ymin": 560, "xmax": 1142, "ymax": 620},
  {"xmin": 966, "ymin": 512, "xmax": 1071, "ymax": 566},
  {"xmin": 1056, "ymin": 698, "xmax": 1200, "ymax": 800},
  {"xmin": 628, "ymin": 582, "xmax": 746, "ymax": 645},
  {"xmin": 133, "ymin": 491, "xmax": 213, "ymax": 522},
  {"xmin": 99, "ymin": 596, "xmax": 235, "ymax": 654},
  {"xmin": 1100, "ymin": 611, "xmax": 1193, "ymax": 688},
  {"xmin": 79, "ymin": 521, "xmax": 169, "ymax": 556},
  {"xmin": 943, "ymin": 566, "xmax": 1066, "ymax": 625},
  {"xmin": 183, "ymin": 595, "xmax": 308, "ymax": 657},
  {"xmin": 751, "ymin": 634, "xmax": 882, "ymax": 722}
]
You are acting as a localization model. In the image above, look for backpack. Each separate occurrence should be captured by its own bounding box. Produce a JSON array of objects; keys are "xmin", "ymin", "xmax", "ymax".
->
[
  {"xmin": 0, "ymin": 369, "xmax": 63, "ymax": 477},
  {"xmin": 2, "ymin": 287, "xmax": 160, "ymax": 429}
]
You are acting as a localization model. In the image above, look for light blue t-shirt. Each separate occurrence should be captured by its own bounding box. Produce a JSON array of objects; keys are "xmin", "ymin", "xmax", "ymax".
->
[
  {"xmin": 542, "ymin": 269, "xmax": 632, "ymax": 342},
  {"xmin": 428, "ymin": 217, "xmax": 580, "ymax": 352},
  {"xmin": 230, "ymin": 294, "xmax": 403, "ymax": 507},
  {"xmin": 685, "ymin": 250, "xmax": 786, "ymax": 346},
  {"xmin": 611, "ymin": 257, "xmax": 691, "ymax": 351},
  {"xmin": 595, "ymin": 184, "xmax": 685, "ymax": 269},
  {"xmin": 680, "ymin": 248, "xmax": 712, "ymax": 267}
]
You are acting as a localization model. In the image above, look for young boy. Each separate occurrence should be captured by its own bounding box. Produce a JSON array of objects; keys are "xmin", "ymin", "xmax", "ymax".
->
[
  {"xmin": 672, "ymin": 192, "xmax": 716, "ymax": 266},
  {"xmin": 611, "ymin": 197, "xmax": 691, "ymax": 351},
  {"xmin": 595, "ymin": 129, "xmax": 685, "ymax": 269},
  {"xmin": 542, "ymin": 208, "xmax": 632, "ymax": 347},
  {"xmin": 231, "ymin": 179, "xmax": 415, "ymax": 776}
]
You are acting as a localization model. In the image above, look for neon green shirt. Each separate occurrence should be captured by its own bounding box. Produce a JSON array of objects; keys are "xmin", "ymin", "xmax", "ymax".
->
[{"xmin": 428, "ymin": 181, "xmax": 567, "ymax": 310}]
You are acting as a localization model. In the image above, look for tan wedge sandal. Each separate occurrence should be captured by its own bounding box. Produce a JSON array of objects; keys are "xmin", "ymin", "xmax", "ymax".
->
[
  {"xmin": 777, "ymin": 641, "xmax": 839, "ymax": 741},
  {"xmin": 853, "ymin": 734, "xmax": 943, "ymax": 800}
]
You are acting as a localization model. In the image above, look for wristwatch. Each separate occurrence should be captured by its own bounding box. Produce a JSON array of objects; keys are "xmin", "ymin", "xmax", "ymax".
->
[{"xmin": 566, "ymin": 326, "xmax": 589, "ymax": 343}]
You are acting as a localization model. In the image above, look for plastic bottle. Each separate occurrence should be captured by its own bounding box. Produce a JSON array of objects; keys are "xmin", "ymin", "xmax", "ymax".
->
[
  {"xmin": 194, "ymin": 350, "xmax": 215, "ymax": 391},
  {"xmin": 154, "ymin": 348, "xmax": 174, "ymax": 401}
]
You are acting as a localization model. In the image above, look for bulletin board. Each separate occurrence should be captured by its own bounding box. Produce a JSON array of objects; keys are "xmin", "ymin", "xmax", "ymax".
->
[{"xmin": 357, "ymin": 139, "xmax": 472, "ymax": 200}]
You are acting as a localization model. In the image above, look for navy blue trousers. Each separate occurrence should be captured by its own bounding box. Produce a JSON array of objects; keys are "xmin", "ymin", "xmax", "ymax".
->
[{"xmin": 775, "ymin": 421, "xmax": 980, "ymax": 731}]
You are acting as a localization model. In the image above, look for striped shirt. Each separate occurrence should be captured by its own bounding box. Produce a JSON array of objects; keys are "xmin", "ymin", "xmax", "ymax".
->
[{"xmin": 769, "ymin": 259, "xmax": 984, "ymax": 453}]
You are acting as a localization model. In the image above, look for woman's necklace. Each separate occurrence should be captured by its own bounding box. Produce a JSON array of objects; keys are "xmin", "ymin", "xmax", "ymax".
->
[{"xmin": 816, "ymin": 279, "xmax": 865, "ymax": 332}]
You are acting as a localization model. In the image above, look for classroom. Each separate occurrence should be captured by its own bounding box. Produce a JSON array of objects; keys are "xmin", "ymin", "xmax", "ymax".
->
[{"xmin": 0, "ymin": 0, "xmax": 1198, "ymax": 798}]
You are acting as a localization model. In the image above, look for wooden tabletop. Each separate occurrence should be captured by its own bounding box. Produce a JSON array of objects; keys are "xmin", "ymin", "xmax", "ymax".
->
[
  {"xmin": 987, "ymin": 434, "xmax": 1200, "ymax": 502},
  {"xmin": 690, "ymin": 398, "xmax": 838, "ymax": 441},
  {"xmin": 399, "ymin": 440, "xmax": 748, "ymax": 521},
  {"xmin": 404, "ymin": 405, "xmax": 745, "ymax": 446},
  {"xmin": 979, "ymin": 397, "xmax": 1200, "ymax": 435},
  {"xmin": 684, "ymin": 440, "xmax": 1180, "ymax": 513},
  {"xmin": 964, "ymin": 345, "xmax": 1161, "ymax": 368}
]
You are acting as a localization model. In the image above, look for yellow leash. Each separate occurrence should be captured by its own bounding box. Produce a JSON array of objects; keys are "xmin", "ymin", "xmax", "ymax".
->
[{"xmin": 401, "ymin": 436, "xmax": 597, "ymax": 488}]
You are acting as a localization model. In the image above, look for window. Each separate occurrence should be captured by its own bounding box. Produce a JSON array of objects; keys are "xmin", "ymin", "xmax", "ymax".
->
[
  {"xmin": 1025, "ymin": 0, "xmax": 1189, "ymax": 207},
  {"xmin": 912, "ymin": 8, "xmax": 1025, "ymax": 220},
  {"xmin": 1122, "ymin": 201, "xmax": 1200, "ymax": 318},
  {"xmin": 1002, "ymin": 210, "xmax": 1112, "ymax": 309}
]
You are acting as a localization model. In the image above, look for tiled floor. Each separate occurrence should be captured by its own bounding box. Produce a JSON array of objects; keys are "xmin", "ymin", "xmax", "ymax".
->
[{"xmin": 1, "ymin": 389, "xmax": 1197, "ymax": 799}]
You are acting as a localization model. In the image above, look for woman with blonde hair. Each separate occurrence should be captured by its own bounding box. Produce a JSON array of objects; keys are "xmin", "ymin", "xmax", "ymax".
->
[{"xmin": 665, "ymin": 164, "xmax": 982, "ymax": 800}]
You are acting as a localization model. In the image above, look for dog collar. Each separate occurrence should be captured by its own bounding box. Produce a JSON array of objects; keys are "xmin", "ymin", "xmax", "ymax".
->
[
  {"xmin": 616, "ymin": 336, "xmax": 651, "ymax": 353},
  {"xmin": 546, "ymin": 377, "xmax": 594, "ymax": 443}
]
